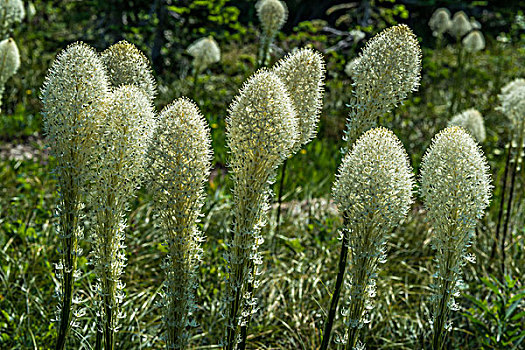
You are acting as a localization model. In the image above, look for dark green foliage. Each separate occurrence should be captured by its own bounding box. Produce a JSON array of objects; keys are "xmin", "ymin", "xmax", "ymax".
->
[{"xmin": 463, "ymin": 275, "xmax": 525, "ymax": 349}]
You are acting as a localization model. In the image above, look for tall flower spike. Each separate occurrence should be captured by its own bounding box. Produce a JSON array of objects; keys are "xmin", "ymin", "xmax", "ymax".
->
[
  {"xmin": 256, "ymin": 0, "xmax": 287, "ymax": 38},
  {"xmin": 462, "ymin": 30, "xmax": 485, "ymax": 53},
  {"xmin": 101, "ymin": 40, "xmax": 157, "ymax": 101},
  {"xmin": 90, "ymin": 85, "xmax": 156, "ymax": 350},
  {"xmin": 186, "ymin": 36, "xmax": 221, "ymax": 72},
  {"xmin": 0, "ymin": 38, "xmax": 20, "ymax": 107},
  {"xmin": 147, "ymin": 97, "xmax": 212, "ymax": 350},
  {"xmin": 0, "ymin": 0, "xmax": 25, "ymax": 39},
  {"xmin": 420, "ymin": 126, "xmax": 491, "ymax": 350},
  {"xmin": 223, "ymin": 69, "xmax": 297, "ymax": 349},
  {"xmin": 41, "ymin": 41, "xmax": 110, "ymax": 350},
  {"xmin": 273, "ymin": 47, "xmax": 325, "ymax": 153},
  {"xmin": 448, "ymin": 108, "xmax": 486, "ymax": 142},
  {"xmin": 429, "ymin": 8, "xmax": 451, "ymax": 36},
  {"xmin": 448, "ymin": 11, "xmax": 472, "ymax": 38},
  {"xmin": 345, "ymin": 24, "xmax": 422, "ymax": 148},
  {"xmin": 498, "ymin": 80, "xmax": 525, "ymax": 127},
  {"xmin": 330, "ymin": 127, "xmax": 414, "ymax": 349},
  {"xmin": 500, "ymin": 78, "xmax": 525, "ymax": 97}
]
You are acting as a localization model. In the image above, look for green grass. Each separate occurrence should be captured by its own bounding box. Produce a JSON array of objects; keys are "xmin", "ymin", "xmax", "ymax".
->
[{"xmin": 1, "ymin": 40, "xmax": 525, "ymax": 349}]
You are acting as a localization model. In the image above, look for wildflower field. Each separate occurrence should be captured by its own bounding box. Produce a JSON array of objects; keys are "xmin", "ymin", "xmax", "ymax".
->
[{"xmin": 1, "ymin": 1, "xmax": 524, "ymax": 349}]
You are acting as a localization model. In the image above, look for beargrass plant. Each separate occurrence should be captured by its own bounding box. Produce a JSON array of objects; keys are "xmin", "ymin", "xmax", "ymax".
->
[
  {"xmin": 101, "ymin": 40, "xmax": 157, "ymax": 102},
  {"xmin": 272, "ymin": 47, "xmax": 325, "ymax": 235},
  {"xmin": 223, "ymin": 69, "xmax": 298, "ymax": 350},
  {"xmin": 420, "ymin": 126, "xmax": 492, "ymax": 350},
  {"xmin": 492, "ymin": 80, "xmax": 525, "ymax": 274},
  {"xmin": 0, "ymin": 37, "xmax": 19, "ymax": 109},
  {"xmin": 147, "ymin": 97, "xmax": 212, "ymax": 349},
  {"xmin": 41, "ymin": 42, "xmax": 110, "ymax": 350},
  {"xmin": 186, "ymin": 36, "xmax": 221, "ymax": 97},
  {"xmin": 255, "ymin": 0, "xmax": 287, "ymax": 68},
  {"xmin": 428, "ymin": 8, "xmax": 451, "ymax": 48},
  {"xmin": 321, "ymin": 127, "xmax": 414, "ymax": 350},
  {"xmin": 0, "ymin": 0, "xmax": 25, "ymax": 39},
  {"xmin": 448, "ymin": 108, "xmax": 486, "ymax": 143},
  {"xmin": 344, "ymin": 24, "xmax": 422, "ymax": 150},
  {"xmin": 89, "ymin": 85, "xmax": 156, "ymax": 350}
]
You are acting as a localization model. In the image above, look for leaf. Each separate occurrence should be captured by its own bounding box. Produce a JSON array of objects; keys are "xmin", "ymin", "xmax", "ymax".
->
[{"xmin": 505, "ymin": 299, "xmax": 522, "ymax": 320}]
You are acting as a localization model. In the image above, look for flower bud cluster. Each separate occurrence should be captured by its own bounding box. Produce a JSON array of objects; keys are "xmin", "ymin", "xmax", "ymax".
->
[
  {"xmin": 333, "ymin": 127, "xmax": 414, "ymax": 337},
  {"xmin": 101, "ymin": 40, "xmax": 157, "ymax": 101},
  {"xmin": 448, "ymin": 108, "xmax": 486, "ymax": 142},
  {"xmin": 186, "ymin": 36, "xmax": 221, "ymax": 72},
  {"xmin": 273, "ymin": 47, "xmax": 325, "ymax": 153},
  {"xmin": 0, "ymin": 0, "xmax": 25, "ymax": 39},
  {"xmin": 0, "ymin": 37, "xmax": 20, "ymax": 106},
  {"xmin": 429, "ymin": 8, "xmax": 451, "ymax": 36},
  {"xmin": 345, "ymin": 24, "xmax": 421, "ymax": 147},
  {"xmin": 223, "ymin": 69, "xmax": 298, "ymax": 345},
  {"xmin": 420, "ymin": 127, "xmax": 491, "ymax": 324},
  {"xmin": 462, "ymin": 30, "xmax": 485, "ymax": 53},
  {"xmin": 256, "ymin": 0, "xmax": 287, "ymax": 38},
  {"xmin": 147, "ymin": 97, "xmax": 212, "ymax": 349}
]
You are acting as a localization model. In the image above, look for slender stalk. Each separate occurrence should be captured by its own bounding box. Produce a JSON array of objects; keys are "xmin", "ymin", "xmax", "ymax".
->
[
  {"xmin": 490, "ymin": 142, "xmax": 513, "ymax": 262},
  {"xmin": 275, "ymin": 159, "xmax": 287, "ymax": 238},
  {"xmin": 320, "ymin": 228, "xmax": 349, "ymax": 350},
  {"xmin": 449, "ymin": 42, "xmax": 463, "ymax": 115},
  {"xmin": 191, "ymin": 67, "xmax": 200, "ymax": 101},
  {"xmin": 55, "ymin": 187, "xmax": 80, "ymax": 350},
  {"xmin": 95, "ymin": 315, "xmax": 103, "ymax": 350},
  {"xmin": 257, "ymin": 34, "xmax": 272, "ymax": 69},
  {"xmin": 238, "ymin": 262, "xmax": 256, "ymax": 350},
  {"xmin": 432, "ymin": 277, "xmax": 452, "ymax": 350},
  {"xmin": 501, "ymin": 120, "xmax": 525, "ymax": 275},
  {"xmin": 345, "ymin": 255, "xmax": 373, "ymax": 350}
]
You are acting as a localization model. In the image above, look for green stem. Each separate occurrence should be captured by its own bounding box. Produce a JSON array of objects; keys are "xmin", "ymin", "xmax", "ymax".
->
[
  {"xmin": 490, "ymin": 141, "xmax": 513, "ymax": 263},
  {"xmin": 432, "ymin": 252, "xmax": 454, "ymax": 350},
  {"xmin": 501, "ymin": 120, "xmax": 525, "ymax": 275},
  {"xmin": 257, "ymin": 34, "xmax": 273, "ymax": 69},
  {"xmin": 320, "ymin": 229, "xmax": 349, "ymax": 350},
  {"xmin": 275, "ymin": 159, "xmax": 287, "ymax": 239},
  {"xmin": 191, "ymin": 67, "xmax": 200, "ymax": 101},
  {"xmin": 55, "ymin": 191, "xmax": 80, "ymax": 350}
]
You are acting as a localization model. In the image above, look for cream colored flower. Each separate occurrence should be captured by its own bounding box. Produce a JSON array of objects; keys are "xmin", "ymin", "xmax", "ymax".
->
[
  {"xmin": 449, "ymin": 11, "xmax": 472, "ymax": 37},
  {"xmin": 187, "ymin": 36, "xmax": 221, "ymax": 72},
  {"xmin": 345, "ymin": 24, "xmax": 422, "ymax": 147},
  {"xmin": 101, "ymin": 40, "xmax": 156, "ymax": 101},
  {"xmin": 462, "ymin": 30, "xmax": 485, "ymax": 52},
  {"xmin": 0, "ymin": 0, "xmax": 25, "ymax": 38},
  {"xmin": 256, "ymin": 0, "xmax": 287, "ymax": 37},
  {"xmin": 0, "ymin": 38, "xmax": 20, "ymax": 106},
  {"xmin": 429, "ymin": 8, "xmax": 451, "ymax": 36},
  {"xmin": 448, "ymin": 109, "xmax": 486, "ymax": 142},
  {"xmin": 273, "ymin": 47, "xmax": 325, "ymax": 153}
]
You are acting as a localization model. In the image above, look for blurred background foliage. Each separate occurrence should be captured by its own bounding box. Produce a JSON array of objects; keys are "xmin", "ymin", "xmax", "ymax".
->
[{"xmin": 1, "ymin": 0, "xmax": 525, "ymax": 349}]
